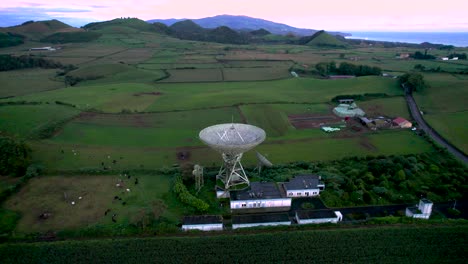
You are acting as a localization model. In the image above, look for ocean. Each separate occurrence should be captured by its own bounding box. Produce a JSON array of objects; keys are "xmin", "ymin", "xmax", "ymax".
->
[{"xmin": 345, "ymin": 32, "xmax": 468, "ymax": 47}]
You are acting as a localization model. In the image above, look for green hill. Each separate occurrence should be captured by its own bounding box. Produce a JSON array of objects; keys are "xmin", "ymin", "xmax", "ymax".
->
[
  {"xmin": 304, "ymin": 30, "xmax": 346, "ymax": 48},
  {"xmin": 0, "ymin": 20, "xmax": 79, "ymax": 41},
  {"xmin": 169, "ymin": 20, "xmax": 205, "ymax": 39},
  {"xmin": 207, "ymin": 26, "xmax": 245, "ymax": 44},
  {"xmin": 83, "ymin": 18, "xmax": 157, "ymax": 33},
  {"xmin": 40, "ymin": 31, "xmax": 102, "ymax": 44}
]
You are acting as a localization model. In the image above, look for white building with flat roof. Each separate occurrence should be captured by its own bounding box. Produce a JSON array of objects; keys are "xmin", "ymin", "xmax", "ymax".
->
[
  {"xmin": 296, "ymin": 210, "xmax": 342, "ymax": 225},
  {"xmin": 283, "ymin": 174, "xmax": 325, "ymax": 197},
  {"xmin": 230, "ymin": 182, "xmax": 291, "ymax": 211},
  {"xmin": 406, "ymin": 199, "xmax": 433, "ymax": 219},
  {"xmin": 181, "ymin": 215, "xmax": 223, "ymax": 231}
]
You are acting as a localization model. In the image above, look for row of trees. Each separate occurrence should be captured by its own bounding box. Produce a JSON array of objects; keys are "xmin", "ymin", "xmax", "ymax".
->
[
  {"xmin": 0, "ymin": 54, "xmax": 64, "ymax": 71},
  {"xmin": 315, "ymin": 61, "xmax": 382, "ymax": 77}
]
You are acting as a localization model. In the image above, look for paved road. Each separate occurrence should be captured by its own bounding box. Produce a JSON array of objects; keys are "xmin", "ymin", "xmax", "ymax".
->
[{"xmin": 405, "ymin": 93, "xmax": 468, "ymax": 164}]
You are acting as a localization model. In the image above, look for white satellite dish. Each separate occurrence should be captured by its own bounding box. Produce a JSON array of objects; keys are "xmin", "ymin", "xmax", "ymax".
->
[{"xmin": 199, "ymin": 123, "xmax": 266, "ymax": 190}]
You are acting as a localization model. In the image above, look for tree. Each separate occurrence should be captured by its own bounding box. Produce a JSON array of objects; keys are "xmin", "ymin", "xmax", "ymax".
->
[
  {"xmin": 0, "ymin": 137, "xmax": 31, "ymax": 176},
  {"xmin": 399, "ymin": 72, "xmax": 427, "ymax": 93}
]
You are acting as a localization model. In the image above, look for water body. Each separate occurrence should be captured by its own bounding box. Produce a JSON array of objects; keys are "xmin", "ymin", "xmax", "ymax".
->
[{"xmin": 345, "ymin": 32, "xmax": 468, "ymax": 47}]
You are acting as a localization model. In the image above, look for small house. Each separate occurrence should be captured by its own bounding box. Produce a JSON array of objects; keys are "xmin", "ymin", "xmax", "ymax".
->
[
  {"xmin": 283, "ymin": 174, "xmax": 325, "ymax": 197},
  {"xmin": 232, "ymin": 213, "xmax": 291, "ymax": 229},
  {"xmin": 406, "ymin": 199, "xmax": 433, "ymax": 219},
  {"xmin": 393, "ymin": 117, "xmax": 412, "ymax": 128},
  {"xmin": 181, "ymin": 215, "xmax": 223, "ymax": 231},
  {"xmin": 296, "ymin": 209, "xmax": 343, "ymax": 225},
  {"xmin": 230, "ymin": 182, "xmax": 291, "ymax": 211}
]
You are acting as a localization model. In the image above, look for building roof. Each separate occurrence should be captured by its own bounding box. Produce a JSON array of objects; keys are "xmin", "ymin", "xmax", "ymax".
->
[
  {"xmin": 393, "ymin": 117, "xmax": 409, "ymax": 125},
  {"xmin": 359, "ymin": 117, "xmax": 373, "ymax": 124},
  {"xmin": 284, "ymin": 174, "xmax": 323, "ymax": 191},
  {"xmin": 420, "ymin": 198, "xmax": 433, "ymax": 204},
  {"xmin": 231, "ymin": 182, "xmax": 283, "ymax": 200},
  {"xmin": 296, "ymin": 209, "xmax": 337, "ymax": 220},
  {"xmin": 232, "ymin": 213, "xmax": 290, "ymax": 225},
  {"xmin": 407, "ymin": 207, "xmax": 422, "ymax": 214},
  {"xmin": 182, "ymin": 215, "xmax": 223, "ymax": 225}
]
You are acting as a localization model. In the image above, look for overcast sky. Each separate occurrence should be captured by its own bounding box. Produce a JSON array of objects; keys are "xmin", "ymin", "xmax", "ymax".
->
[{"xmin": 1, "ymin": 0, "xmax": 467, "ymax": 31}]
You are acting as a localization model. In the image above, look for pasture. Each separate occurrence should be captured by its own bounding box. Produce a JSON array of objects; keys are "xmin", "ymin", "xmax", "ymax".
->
[
  {"xmin": 0, "ymin": 69, "xmax": 64, "ymax": 98},
  {"xmin": 4, "ymin": 174, "xmax": 176, "ymax": 233},
  {"xmin": 0, "ymin": 104, "xmax": 80, "ymax": 138}
]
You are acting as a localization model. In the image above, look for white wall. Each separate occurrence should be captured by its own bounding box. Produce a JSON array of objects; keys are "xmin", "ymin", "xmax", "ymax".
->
[
  {"xmin": 285, "ymin": 188, "xmax": 320, "ymax": 197},
  {"xmin": 418, "ymin": 201, "xmax": 433, "ymax": 215},
  {"xmin": 232, "ymin": 221, "xmax": 291, "ymax": 230},
  {"xmin": 182, "ymin": 223, "xmax": 223, "ymax": 231},
  {"xmin": 230, "ymin": 198, "xmax": 291, "ymax": 210},
  {"xmin": 297, "ymin": 217, "xmax": 339, "ymax": 225},
  {"xmin": 295, "ymin": 212, "xmax": 340, "ymax": 225}
]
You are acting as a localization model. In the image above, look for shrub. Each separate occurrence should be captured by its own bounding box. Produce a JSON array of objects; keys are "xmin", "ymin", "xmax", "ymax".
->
[{"xmin": 172, "ymin": 175, "xmax": 209, "ymax": 212}]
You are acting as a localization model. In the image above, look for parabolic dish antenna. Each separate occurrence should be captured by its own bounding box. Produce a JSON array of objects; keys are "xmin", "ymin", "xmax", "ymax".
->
[{"xmin": 199, "ymin": 123, "xmax": 266, "ymax": 189}]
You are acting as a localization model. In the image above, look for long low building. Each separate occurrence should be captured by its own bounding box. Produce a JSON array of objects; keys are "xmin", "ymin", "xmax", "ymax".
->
[
  {"xmin": 230, "ymin": 182, "xmax": 291, "ymax": 211},
  {"xmin": 181, "ymin": 215, "xmax": 223, "ymax": 231},
  {"xmin": 296, "ymin": 209, "xmax": 342, "ymax": 225},
  {"xmin": 283, "ymin": 174, "xmax": 325, "ymax": 197},
  {"xmin": 232, "ymin": 213, "xmax": 291, "ymax": 229}
]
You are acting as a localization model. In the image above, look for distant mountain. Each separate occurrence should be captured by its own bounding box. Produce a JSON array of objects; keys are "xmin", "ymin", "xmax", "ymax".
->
[
  {"xmin": 148, "ymin": 15, "xmax": 349, "ymax": 36},
  {"xmin": 168, "ymin": 20, "xmax": 246, "ymax": 44}
]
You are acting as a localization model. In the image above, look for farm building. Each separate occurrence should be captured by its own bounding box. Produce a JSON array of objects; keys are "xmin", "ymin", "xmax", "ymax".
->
[
  {"xmin": 29, "ymin": 47, "xmax": 56, "ymax": 51},
  {"xmin": 406, "ymin": 199, "xmax": 433, "ymax": 219},
  {"xmin": 295, "ymin": 209, "xmax": 343, "ymax": 225},
  {"xmin": 230, "ymin": 182, "xmax": 291, "ymax": 211},
  {"xmin": 232, "ymin": 213, "xmax": 291, "ymax": 229},
  {"xmin": 358, "ymin": 117, "xmax": 376, "ymax": 129},
  {"xmin": 393, "ymin": 117, "xmax": 412, "ymax": 128},
  {"xmin": 333, "ymin": 102, "xmax": 365, "ymax": 118},
  {"xmin": 283, "ymin": 174, "xmax": 325, "ymax": 197},
  {"xmin": 181, "ymin": 215, "xmax": 223, "ymax": 231}
]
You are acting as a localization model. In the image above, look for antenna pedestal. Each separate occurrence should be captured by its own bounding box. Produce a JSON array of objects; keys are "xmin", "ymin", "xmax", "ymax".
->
[{"xmin": 217, "ymin": 153, "xmax": 249, "ymax": 189}]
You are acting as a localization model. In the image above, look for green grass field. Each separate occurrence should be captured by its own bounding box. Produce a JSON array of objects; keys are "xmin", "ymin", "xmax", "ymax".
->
[
  {"xmin": 0, "ymin": 69, "xmax": 65, "ymax": 98},
  {"xmin": 146, "ymin": 76, "xmax": 402, "ymax": 112},
  {"xmin": 1, "ymin": 83, "xmax": 161, "ymax": 113},
  {"xmin": 0, "ymin": 104, "xmax": 80, "ymax": 138},
  {"xmin": 413, "ymin": 73, "xmax": 468, "ymax": 153},
  {"xmin": 425, "ymin": 112, "xmax": 468, "ymax": 153},
  {"xmin": 4, "ymin": 174, "xmax": 176, "ymax": 233},
  {"xmin": 51, "ymin": 108, "xmax": 242, "ymax": 147},
  {"xmin": 358, "ymin": 96, "xmax": 411, "ymax": 119}
]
